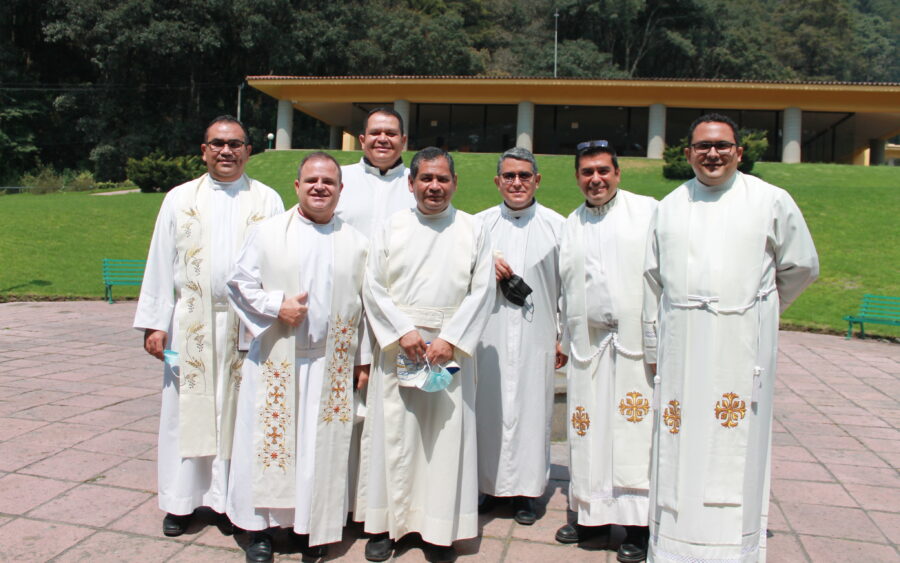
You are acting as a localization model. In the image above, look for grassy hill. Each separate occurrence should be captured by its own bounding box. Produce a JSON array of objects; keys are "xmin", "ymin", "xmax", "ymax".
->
[{"xmin": 1, "ymin": 150, "xmax": 898, "ymax": 337}]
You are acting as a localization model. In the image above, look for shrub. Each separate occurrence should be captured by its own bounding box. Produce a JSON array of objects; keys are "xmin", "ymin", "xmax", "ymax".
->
[
  {"xmin": 126, "ymin": 151, "xmax": 205, "ymax": 193},
  {"xmin": 662, "ymin": 138, "xmax": 693, "ymax": 180},
  {"xmin": 662, "ymin": 129, "xmax": 770, "ymax": 180},
  {"xmin": 64, "ymin": 170, "xmax": 96, "ymax": 192},
  {"xmin": 21, "ymin": 166, "xmax": 65, "ymax": 194}
]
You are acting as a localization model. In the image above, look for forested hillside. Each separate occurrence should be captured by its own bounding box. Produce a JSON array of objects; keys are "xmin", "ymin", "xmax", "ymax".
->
[{"xmin": 2, "ymin": 0, "xmax": 897, "ymax": 182}]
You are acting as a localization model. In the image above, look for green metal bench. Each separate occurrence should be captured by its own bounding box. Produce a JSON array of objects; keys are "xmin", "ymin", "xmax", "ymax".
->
[
  {"xmin": 844, "ymin": 294, "xmax": 900, "ymax": 339},
  {"xmin": 103, "ymin": 258, "xmax": 146, "ymax": 303}
]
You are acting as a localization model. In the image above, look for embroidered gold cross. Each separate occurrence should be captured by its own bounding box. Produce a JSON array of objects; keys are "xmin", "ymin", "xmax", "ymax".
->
[
  {"xmin": 663, "ymin": 400, "xmax": 681, "ymax": 434},
  {"xmin": 571, "ymin": 406, "xmax": 590, "ymax": 436},
  {"xmin": 618, "ymin": 391, "xmax": 650, "ymax": 423},
  {"xmin": 714, "ymin": 392, "xmax": 746, "ymax": 428}
]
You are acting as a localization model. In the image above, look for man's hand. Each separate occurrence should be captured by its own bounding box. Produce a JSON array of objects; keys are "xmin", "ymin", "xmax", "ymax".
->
[
  {"xmin": 144, "ymin": 329, "xmax": 167, "ymax": 361},
  {"xmin": 278, "ymin": 292, "xmax": 308, "ymax": 327},
  {"xmin": 399, "ymin": 330, "xmax": 427, "ymax": 363},
  {"xmin": 555, "ymin": 341, "xmax": 568, "ymax": 369},
  {"xmin": 494, "ymin": 256, "xmax": 514, "ymax": 281},
  {"xmin": 649, "ymin": 363, "xmax": 657, "ymax": 375},
  {"xmin": 354, "ymin": 364, "xmax": 370, "ymax": 391},
  {"xmin": 425, "ymin": 338, "xmax": 455, "ymax": 366}
]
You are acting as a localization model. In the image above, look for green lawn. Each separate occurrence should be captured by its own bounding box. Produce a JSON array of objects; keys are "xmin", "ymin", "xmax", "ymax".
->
[{"xmin": 1, "ymin": 151, "xmax": 898, "ymax": 337}]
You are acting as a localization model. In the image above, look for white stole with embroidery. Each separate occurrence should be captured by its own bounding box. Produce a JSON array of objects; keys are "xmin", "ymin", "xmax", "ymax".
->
[
  {"xmin": 654, "ymin": 173, "xmax": 770, "ymax": 510},
  {"xmin": 173, "ymin": 174, "xmax": 268, "ymax": 458},
  {"xmin": 250, "ymin": 207, "xmax": 367, "ymax": 545},
  {"xmin": 560, "ymin": 192, "xmax": 655, "ymax": 500}
]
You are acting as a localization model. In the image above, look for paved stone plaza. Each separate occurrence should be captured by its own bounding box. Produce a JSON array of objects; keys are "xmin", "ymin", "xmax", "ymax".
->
[{"xmin": 0, "ymin": 301, "xmax": 897, "ymax": 562}]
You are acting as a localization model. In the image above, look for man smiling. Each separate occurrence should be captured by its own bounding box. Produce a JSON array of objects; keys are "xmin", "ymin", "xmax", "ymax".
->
[
  {"xmin": 557, "ymin": 140, "xmax": 657, "ymax": 562},
  {"xmin": 475, "ymin": 147, "xmax": 566, "ymax": 526},
  {"xmin": 355, "ymin": 147, "xmax": 495, "ymax": 563},
  {"xmin": 336, "ymin": 107, "xmax": 415, "ymax": 237},
  {"xmin": 644, "ymin": 114, "xmax": 818, "ymax": 562},
  {"xmin": 226, "ymin": 152, "xmax": 370, "ymax": 562},
  {"xmin": 134, "ymin": 115, "xmax": 283, "ymax": 538}
]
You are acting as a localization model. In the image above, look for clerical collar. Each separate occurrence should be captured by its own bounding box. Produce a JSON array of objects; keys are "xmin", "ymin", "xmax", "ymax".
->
[
  {"xmin": 207, "ymin": 173, "xmax": 247, "ymax": 191},
  {"xmin": 694, "ymin": 171, "xmax": 738, "ymax": 194},
  {"xmin": 501, "ymin": 199, "xmax": 537, "ymax": 221},
  {"xmin": 362, "ymin": 157, "xmax": 404, "ymax": 177},
  {"xmin": 415, "ymin": 204, "xmax": 453, "ymax": 220},
  {"xmin": 585, "ymin": 192, "xmax": 618, "ymax": 215},
  {"xmin": 296, "ymin": 206, "xmax": 335, "ymax": 229}
]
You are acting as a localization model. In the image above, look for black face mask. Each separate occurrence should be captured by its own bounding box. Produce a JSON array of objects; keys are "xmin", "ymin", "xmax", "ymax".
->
[{"xmin": 499, "ymin": 274, "xmax": 533, "ymax": 306}]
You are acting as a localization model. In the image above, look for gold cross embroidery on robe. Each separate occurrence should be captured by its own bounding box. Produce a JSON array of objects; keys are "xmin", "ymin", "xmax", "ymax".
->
[
  {"xmin": 321, "ymin": 316, "xmax": 355, "ymax": 424},
  {"xmin": 714, "ymin": 392, "xmax": 746, "ymax": 428},
  {"xmin": 258, "ymin": 359, "xmax": 292, "ymax": 471},
  {"xmin": 619, "ymin": 391, "xmax": 650, "ymax": 423},
  {"xmin": 663, "ymin": 399, "xmax": 681, "ymax": 434},
  {"xmin": 571, "ymin": 406, "xmax": 590, "ymax": 436}
]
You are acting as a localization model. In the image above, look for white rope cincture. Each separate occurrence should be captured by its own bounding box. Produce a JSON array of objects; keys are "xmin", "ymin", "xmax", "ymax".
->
[
  {"xmin": 569, "ymin": 331, "xmax": 644, "ymax": 364},
  {"xmin": 669, "ymin": 286, "xmax": 777, "ymax": 315}
]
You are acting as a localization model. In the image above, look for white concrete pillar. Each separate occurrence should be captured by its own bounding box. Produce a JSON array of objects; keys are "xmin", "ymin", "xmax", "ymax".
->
[
  {"xmin": 781, "ymin": 107, "xmax": 802, "ymax": 163},
  {"xmin": 329, "ymin": 126, "xmax": 341, "ymax": 150},
  {"xmin": 276, "ymin": 100, "xmax": 294, "ymax": 150},
  {"xmin": 393, "ymin": 99, "xmax": 411, "ymax": 150},
  {"xmin": 647, "ymin": 103, "xmax": 666, "ymax": 159},
  {"xmin": 516, "ymin": 101, "xmax": 535, "ymax": 151}
]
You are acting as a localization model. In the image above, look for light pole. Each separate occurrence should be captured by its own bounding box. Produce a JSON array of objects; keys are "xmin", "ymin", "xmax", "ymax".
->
[
  {"xmin": 267, "ymin": 133, "xmax": 275, "ymax": 150},
  {"xmin": 554, "ymin": 10, "xmax": 559, "ymax": 78}
]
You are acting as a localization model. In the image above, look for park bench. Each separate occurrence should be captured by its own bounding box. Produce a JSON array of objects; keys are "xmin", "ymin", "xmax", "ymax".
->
[
  {"xmin": 103, "ymin": 258, "xmax": 146, "ymax": 303},
  {"xmin": 843, "ymin": 294, "xmax": 900, "ymax": 339}
]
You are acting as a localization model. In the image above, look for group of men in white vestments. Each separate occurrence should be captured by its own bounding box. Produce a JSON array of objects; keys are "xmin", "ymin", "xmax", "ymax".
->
[{"xmin": 136, "ymin": 110, "xmax": 818, "ymax": 563}]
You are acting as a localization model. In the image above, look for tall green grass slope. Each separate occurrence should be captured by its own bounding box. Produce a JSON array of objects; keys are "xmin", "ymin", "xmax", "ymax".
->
[{"xmin": 1, "ymin": 151, "xmax": 897, "ymax": 337}]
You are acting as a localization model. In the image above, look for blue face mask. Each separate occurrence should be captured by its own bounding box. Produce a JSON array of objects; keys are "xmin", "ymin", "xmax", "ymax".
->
[{"xmin": 419, "ymin": 360, "xmax": 460, "ymax": 393}]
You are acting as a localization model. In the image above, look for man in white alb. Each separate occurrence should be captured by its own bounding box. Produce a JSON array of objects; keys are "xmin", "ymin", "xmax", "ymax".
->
[
  {"xmin": 134, "ymin": 115, "xmax": 283, "ymax": 537},
  {"xmin": 225, "ymin": 152, "xmax": 370, "ymax": 563},
  {"xmin": 336, "ymin": 106, "xmax": 415, "ymax": 237},
  {"xmin": 355, "ymin": 147, "xmax": 495, "ymax": 563},
  {"xmin": 475, "ymin": 147, "xmax": 566, "ymax": 526},
  {"xmin": 556, "ymin": 141, "xmax": 657, "ymax": 563},
  {"xmin": 644, "ymin": 114, "xmax": 819, "ymax": 563}
]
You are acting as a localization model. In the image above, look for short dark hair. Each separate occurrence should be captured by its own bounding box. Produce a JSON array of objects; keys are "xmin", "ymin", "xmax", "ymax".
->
[
  {"xmin": 687, "ymin": 113, "xmax": 742, "ymax": 146},
  {"xmin": 298, "ymin": 151, "xmax": 342, "ymax": 183},
  {"xmin": 364, "ymin": 107, "xmax": 405, "ymax": 136},
  {"xmin": 410, "ymin": 147, "xmax": 455, "ymax": 178},
  {"xmin": 575, "ymin": 143, "xmax": 619, "ymax": 171},
  {"xmin": 205, "ymin": 115, "xmax": 250, "ymax": 144}
]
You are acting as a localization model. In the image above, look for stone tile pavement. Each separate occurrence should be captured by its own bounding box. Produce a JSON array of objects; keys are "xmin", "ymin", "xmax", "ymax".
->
[{"xmin": 0, "ymin": 301, "xmax": 897, "ymax": 562}]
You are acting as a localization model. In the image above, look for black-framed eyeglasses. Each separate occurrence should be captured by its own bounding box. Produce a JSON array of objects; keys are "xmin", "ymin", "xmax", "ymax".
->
[
  {"xmin": 689, "ymin": 141, "xmax": 736, "ymax": 154},
  {"xmin": 205, "ymin": 139, "xmax": 247, "ymax": 151},
  {"xmin": 500, "ymin": 171, "xmax": 535, "ymax": 183},
  {"xmin": 576, "ymin": 139, "xmax": 609, "ymax": 152}
]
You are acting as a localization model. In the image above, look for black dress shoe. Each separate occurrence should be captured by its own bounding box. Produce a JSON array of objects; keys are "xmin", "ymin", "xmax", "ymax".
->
[
  {"xmin": 477, "ymin": 493, "xmax": 504, "ymax": 514},
  {"xmin": 162, "ymin": 513, "xmax": 191, "ymax": 537},
  {"xmin": 304, "ymin": 543, "xmax": 327, "ymax": 559},
  {"xmin": 555, "ymin": 523, "xmax": 609, "ymax": 544},
  {"xmin": 246, "ymin": 532, "xmax": 274, "ymax": 563},
  {"xmin": 427, "ymin": 543, "xmax": 457, "ymax": 563},
  {"xmin": 617, "ymin": 526, "xmax": 649, "ymax": 563},
  {"xmin": 512, "ymin": 497, "xmax": 537, "ymax": 525},
  {"xmin": 364, "ymin": 533, "xmax": 394, "ymax": 562}
]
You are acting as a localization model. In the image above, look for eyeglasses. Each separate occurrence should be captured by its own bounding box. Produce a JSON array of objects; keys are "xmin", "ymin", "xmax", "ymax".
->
[
  {"xmin": 576, "ymin": 139, "xmax": 609, "ymax": 152},
  {"xmin": 205, "ymin": 139, "xmax": 247, "ymax": 151},
  {"xmin": 500, "ymin": 171, "xmax": 535, "ymax": 183},
  {"xmin": 690, "ymin": 141, "xmax": 736, "ymax": 154}
]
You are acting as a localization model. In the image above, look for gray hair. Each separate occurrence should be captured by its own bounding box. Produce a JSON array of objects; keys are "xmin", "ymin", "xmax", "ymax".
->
[
  {"xmin": 497, "ymin": 147, "xmax": 538, "ymax": 175},
  {"xmin": 410, "ymin": 147, "xmax": 455, "ymax": 178}
]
